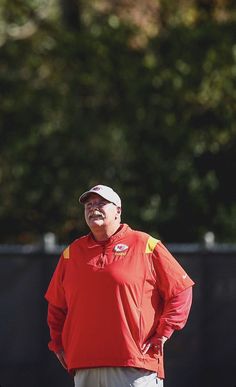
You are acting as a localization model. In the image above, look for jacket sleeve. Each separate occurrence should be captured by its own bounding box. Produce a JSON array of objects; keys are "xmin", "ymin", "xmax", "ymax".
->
[
  {"xmin": 45, "ymin": 250, "xmax": 69, "ymax": 352},
  {"xmin": 156, "ymin": 287, "xmax": 193, "ymax": 338},
  {"xmin": 45, "ymin": 253, "xmax": 68, "ymax": 309},
  {"xmin": 153, "ymin": 241, "xmax": 194, "ymax": 299},
  {"xmin": 152, "ymin": 241, "xmax": 194, "ymax": 338},
  {"xmin": 47, "ymin": 303, "xmax": 67, "ymax": 353}
]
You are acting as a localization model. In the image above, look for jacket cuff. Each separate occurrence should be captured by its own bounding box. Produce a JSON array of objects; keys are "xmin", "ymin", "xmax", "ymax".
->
[
  {"xmin": 48, "ymin": 340, "xmax": 63, "ymax": 353},
  {"xmin": 156, "ymin": 325, "xmax": 175, "ymax": 339}
]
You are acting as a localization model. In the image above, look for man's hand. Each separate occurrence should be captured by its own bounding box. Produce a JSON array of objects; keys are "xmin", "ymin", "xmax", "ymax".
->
[
  {"xmin": 56, "ymin": 350, "xmax": 67, "ymax": 369},
  {"xmin": 142, "ymin": 336, "xmax": 168, "ymax": 356}
]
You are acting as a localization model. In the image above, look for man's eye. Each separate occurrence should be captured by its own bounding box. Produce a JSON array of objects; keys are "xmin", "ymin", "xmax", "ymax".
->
[{"xmin": 85, "ymin": 201, "xmax": 107, "ymax": 208}]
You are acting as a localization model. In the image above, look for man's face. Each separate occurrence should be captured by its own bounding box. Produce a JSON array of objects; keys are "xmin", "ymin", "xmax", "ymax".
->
[{"xmin": 84, "ymin": 193, "xmax": 120, "ymax": 230}]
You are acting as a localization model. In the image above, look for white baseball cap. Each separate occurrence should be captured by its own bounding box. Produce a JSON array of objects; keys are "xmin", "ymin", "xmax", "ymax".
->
[{"xmin": 79, "ymin": 184, "xmax": 121, "ymax": 207}]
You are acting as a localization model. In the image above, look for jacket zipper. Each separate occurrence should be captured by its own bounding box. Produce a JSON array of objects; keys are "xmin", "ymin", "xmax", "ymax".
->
[{"xmin": 98, "ymin": 244, "xmax": 106, "ymax": 268}]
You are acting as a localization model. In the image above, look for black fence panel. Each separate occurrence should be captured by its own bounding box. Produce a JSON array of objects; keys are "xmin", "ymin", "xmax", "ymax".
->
[
  {"xmin": 165, "ymin": 251, "xmax": 236, "ymax": 387},
  {"xmin": 0, "ymin": 246, "xmax": 236, "ymax": 387}
]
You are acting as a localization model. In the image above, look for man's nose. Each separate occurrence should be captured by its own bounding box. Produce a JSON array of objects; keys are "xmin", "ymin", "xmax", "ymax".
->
[{"xmin": 90, "ymin": 202, "xmax": 101, "ymax": 209}]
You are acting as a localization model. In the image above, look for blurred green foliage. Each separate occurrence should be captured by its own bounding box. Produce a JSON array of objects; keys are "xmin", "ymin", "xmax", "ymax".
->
[{"xmin": 0, "ymin": 0, "xmax": 236, "ymax": 243}]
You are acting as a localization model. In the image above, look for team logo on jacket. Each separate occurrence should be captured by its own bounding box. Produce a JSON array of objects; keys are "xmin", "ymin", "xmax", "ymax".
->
[{"xmin": 114, "ymin": 244, "xmax": 129, "ymax": 253}]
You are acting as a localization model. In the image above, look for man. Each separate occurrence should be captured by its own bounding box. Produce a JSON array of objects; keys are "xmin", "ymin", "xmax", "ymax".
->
[{"xmin": 45, "ymin": 184, "xmax": 194, "ymax": 387}]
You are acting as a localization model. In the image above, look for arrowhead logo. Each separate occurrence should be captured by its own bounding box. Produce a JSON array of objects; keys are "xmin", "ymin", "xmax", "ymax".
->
[{"xmin": 114, "ymin": 244, "xmax": 129, "ymax": 252}]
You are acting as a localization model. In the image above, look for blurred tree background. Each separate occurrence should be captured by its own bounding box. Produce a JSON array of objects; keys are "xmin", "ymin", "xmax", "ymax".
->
[{"xmin": 0, "ymin": 0, "xmax": 236, "ymax": 244}]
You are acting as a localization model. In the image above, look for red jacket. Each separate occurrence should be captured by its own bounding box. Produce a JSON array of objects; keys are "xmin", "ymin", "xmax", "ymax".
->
[{"xmin": 45, "ymin": 224, "xmax": 194, "ymax": 378}]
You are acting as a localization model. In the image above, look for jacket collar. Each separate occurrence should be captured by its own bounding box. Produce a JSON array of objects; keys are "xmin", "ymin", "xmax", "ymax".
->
[{"xmin": 87, "ymin": 223, "xmax": 129, "ymax": 248}]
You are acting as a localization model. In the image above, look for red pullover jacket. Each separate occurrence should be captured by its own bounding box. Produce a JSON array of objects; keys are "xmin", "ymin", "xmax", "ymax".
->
[{"xmin": 45, "ymin": 224, "xmax": 194, "ymax": 378}]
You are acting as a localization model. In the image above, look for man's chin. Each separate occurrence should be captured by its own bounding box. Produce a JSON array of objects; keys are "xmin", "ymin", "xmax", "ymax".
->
[{"xmin": 89, "ymin": 219, "xmax": 104, "ymax": 227}]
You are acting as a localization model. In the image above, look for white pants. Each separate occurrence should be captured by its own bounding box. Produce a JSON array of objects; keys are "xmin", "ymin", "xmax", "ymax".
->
[{"xmin": 74, "ymin": 367, "xmax": 163, "ymax": 387}]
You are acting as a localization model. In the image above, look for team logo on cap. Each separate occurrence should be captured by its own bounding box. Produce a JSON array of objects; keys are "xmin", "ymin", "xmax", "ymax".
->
[
  {"xmin": 114, "ymin": 244, "xmax": 129, "ymax": 252},
  {"xmin": 92, "ymin": 186, "xmax": 101, "ymax": 191}
]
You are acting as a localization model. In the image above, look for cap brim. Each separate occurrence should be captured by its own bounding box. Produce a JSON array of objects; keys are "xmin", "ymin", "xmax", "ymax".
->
[
  {"xmin": 79, "ymin": 191, "xmax": 92, "ymax": 203},
  {"xmin": 79, "ymin": 191, "xmax": 111, "ymax": 204}
]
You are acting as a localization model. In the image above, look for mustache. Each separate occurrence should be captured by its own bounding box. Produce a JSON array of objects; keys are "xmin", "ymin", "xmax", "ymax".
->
[{"xmin": 88, "ymin": 210, "xmax": 105, "ymax": 219}]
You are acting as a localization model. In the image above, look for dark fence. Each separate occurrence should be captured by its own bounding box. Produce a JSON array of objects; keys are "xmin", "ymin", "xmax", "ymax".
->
[{"xmin": 0, "ymin": 243, "xmax": 236, "ymax": 387}]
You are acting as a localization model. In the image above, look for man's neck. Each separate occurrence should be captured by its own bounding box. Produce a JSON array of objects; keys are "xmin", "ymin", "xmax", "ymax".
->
[{"xmin": 92, "ymin": 223, "xmax": 121, "ymax": 242}]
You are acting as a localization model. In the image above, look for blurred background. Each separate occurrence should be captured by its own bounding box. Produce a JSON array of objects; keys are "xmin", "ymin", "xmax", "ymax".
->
[{"xmin": 0, "ymin": 0, "xmax": 236, "ymax": 386}]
